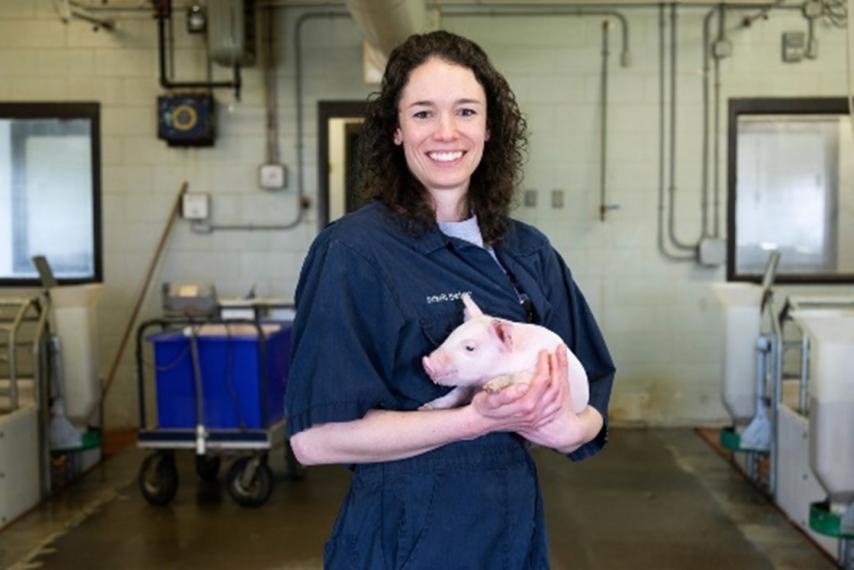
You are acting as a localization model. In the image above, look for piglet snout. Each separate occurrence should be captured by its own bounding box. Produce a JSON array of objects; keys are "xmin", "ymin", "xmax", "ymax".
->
[
  {"xmin": 422, "ymin": 351, "xmax": 455, "ymax": 384},
  {"xmin": 422, "ymin": 356, "xmax": 437, "ymax": 380}
]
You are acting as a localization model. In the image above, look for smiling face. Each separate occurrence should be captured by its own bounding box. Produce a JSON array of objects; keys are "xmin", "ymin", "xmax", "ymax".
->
[{"xmin": 394, "ymin": 57, "xmax": 489, "ymax": 203}]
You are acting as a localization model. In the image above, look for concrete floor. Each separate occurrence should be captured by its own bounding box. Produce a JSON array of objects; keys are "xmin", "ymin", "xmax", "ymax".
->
[{"xmin": 0, "ymin": 429, "xmax": 837, "ymax": 570}]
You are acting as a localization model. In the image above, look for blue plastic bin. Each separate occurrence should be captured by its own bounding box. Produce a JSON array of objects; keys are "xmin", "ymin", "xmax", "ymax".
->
[{"xmin": 148, "ymin": 323, "xmax": 292, "ymax": 429}]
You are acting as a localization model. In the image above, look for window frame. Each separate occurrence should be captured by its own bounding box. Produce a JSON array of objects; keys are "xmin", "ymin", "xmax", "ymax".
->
[
  {"xmin": 0, "ymin": 102, "xmax": 103, "ymax": 286},
  {"xmin": 727, "ymin": 97, "xmax": 854, "ymax": 284}
]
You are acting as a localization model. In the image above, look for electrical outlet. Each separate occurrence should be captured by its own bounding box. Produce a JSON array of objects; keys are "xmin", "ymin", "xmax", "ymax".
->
[
  {"xmin": 782, "ymin": 31, "xmax": 805, "ymax": 63},
  {"xmin": 259, "ymin": 163, "xmax": 287, "ymax": 190},
  {"xmin": 181, "ymin": 192, "xmax": 210, "ymax": 220},
  {"xmin": 699, "ymin": 238, "xmax": 726, "ymax": 266},
  {"xmin": 712, "ymin": 38, "xmax": 733, "ymax": 59},
  {"xmin": 551, "ymin": 189, "xmax": 564, "ymax": 209}
]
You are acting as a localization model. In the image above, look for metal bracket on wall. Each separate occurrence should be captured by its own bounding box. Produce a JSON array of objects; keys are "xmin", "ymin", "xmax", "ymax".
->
[{"xmin": 54, "ymin": 0, "xmax": 115, "ymax": 31}]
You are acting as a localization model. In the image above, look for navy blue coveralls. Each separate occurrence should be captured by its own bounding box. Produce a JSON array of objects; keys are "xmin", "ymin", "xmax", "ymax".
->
[{"xmin": 286, "ymin": 202, "xmax": 616, "ymax": 570}]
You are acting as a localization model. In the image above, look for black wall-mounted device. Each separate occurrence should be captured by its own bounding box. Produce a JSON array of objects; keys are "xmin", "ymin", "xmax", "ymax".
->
[{"xmin": 157, "ymin": 94, "xmax": 215, "ymax": 147}]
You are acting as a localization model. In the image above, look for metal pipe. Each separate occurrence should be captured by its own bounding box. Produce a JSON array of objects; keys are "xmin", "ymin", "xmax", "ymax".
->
[
  {"xmin": 68, "ymin": 0, "xmax": 150, "ymax": 11},
  {"xmin": 805, "ymin": 13, "xmax": 818, "ymax": 59},
  {"xmin": 712, "ymin": 3, "xmax": 725, "ymax": 238},
  {"xmin": 187, "ymin": 327, "xmax": 205, "ymax": 432},
  {"xmin": 768, "ymin": 294, "xmax": 783, "ymax": 496},
  {"xmin": 136, "ymin": 321, "xmax": 152, "ymax": 432},
  {"xmin": 701, "ymin": 8, "xmax": 715, "ymax": 239},
  {"xmin": 203, "ymin": 9, "xmax": 351, "ymax": 233},
  {"xmin": 600, "ymin": 20, "xmax": 611, "ymax": 222},
  {"xmin": 264, "ymin": 4, "xmax": 281, "ymax": 165},
  {"xmin": 68, "ymin": 8, "xmax": 115, "ymax": 30},
  {"xmin": 156, "ymin": 3, "xmax": 242, "ymax": 98},
  {"xmin": 441, "ymin": 5, "xmax": 631, "ymax": 67},
  {"xmin": 667, "ymin": 3, "xmax": 699, "ymax": 253},
  {"xmin": 799, "ymin": 334, "xmax": 810, "ymax": 415},
  {"xmin": 261, "ymin": 0, "xmax": 796, "ymax": 8},
  {"xmin": 754, "ymin": 334, "xmax": 770, "ymax": 441},
  {"xmin": 840, "ymin": 538, "xmax": 852, "ymax": 570},
  {"xmin": 658, "ymin": 3, "xmax": 694, "ymax": 262},
  {"xmin": 738, "ymin": 0, "xmax": 787, "ymax": 28},
  {"xmin": 746, "ymin": 451, "xmax": 756, "ymax": 480},
  {"xmin": 31, "ymin": 295, "xmax": 51, "ymax": 499},
  {"xmin": 4, "ymin": 300, "xmax": 33, "ymax": 412},
  {"xmin": 668, "ymin": 2, "xmax": 801, "ymax": 255}
]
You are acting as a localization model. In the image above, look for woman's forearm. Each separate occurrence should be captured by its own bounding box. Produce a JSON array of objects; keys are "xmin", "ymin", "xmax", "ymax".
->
[
  {"xmin": 291, "ymin": 360, "xmax": 571, "ymax": 466},
  {"xmin": 290, "ymin": 406, "xmax": 489, "ymax": 465}
]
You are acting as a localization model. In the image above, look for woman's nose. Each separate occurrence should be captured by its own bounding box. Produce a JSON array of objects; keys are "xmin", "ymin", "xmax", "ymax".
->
[{"xmin": 434, "ymin": 114, "xmax": 458, "ymax": 140}]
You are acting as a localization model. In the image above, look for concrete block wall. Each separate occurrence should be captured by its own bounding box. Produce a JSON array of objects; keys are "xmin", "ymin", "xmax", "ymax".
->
[{"xmin": 0, "ymin": 1, "xmax": 852, "ymax": 429}]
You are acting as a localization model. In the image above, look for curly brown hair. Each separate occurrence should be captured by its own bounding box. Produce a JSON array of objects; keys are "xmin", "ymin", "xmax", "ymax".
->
[{"xmin": 359, "ymin": 30, "xmax": 528, "ymax": 245}]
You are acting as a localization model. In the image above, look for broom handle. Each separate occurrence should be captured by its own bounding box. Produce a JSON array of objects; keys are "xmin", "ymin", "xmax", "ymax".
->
[{"xmin": 100, "ymin": 182, "xmax": 189, "ymax": 405}]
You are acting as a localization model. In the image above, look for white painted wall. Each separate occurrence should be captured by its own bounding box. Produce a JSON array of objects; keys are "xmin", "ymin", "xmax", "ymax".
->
[{"xmin": 1, "ymin": 0, "xmax": 852, "ymax": 429}]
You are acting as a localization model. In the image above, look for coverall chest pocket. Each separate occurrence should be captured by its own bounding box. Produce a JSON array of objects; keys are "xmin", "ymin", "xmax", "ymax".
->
[{"xmin": 419, "ymin": 311, "xmax": 463, "ymax": 348}]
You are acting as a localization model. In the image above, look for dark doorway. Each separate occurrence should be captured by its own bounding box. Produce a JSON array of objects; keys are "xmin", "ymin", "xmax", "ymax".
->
[{"xmin": 317, "ymin": 100, "xmax": 368, "ymax": 230}]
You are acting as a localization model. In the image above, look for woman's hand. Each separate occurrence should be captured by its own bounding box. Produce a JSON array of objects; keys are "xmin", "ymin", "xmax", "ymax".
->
[
  {"xmin": 520, "ymin": 347, "xmax": 604, "ymax": 452},
  {"xmin": 468, "ymin": 347, "xmax": 602, "ymax": 453},
  {"xmin": 468, "ymin": 349, "xmax": 565, "ymax": 436}
]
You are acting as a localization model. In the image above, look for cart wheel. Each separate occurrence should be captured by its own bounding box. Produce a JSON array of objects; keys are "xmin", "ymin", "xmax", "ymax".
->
[
  {"xmin": 226, "ymin": 456, "xmax": 273, "ymax": 508},
  {"xmin": 284, "ymin": 440, "xmax": 306, "ymax": 481},
  {"xmin": 195, "ymin": 455, "xmax": 221, "ymax": 483},
  {"xmin": 139, "ymin": 452, "xmax": 179, "ymax": 506}
]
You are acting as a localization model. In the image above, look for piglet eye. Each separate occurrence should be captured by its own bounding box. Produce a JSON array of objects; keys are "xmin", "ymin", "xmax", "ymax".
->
[{"xmin": 464, "ymin": 345, "xmax": 476, "ymax": 352}]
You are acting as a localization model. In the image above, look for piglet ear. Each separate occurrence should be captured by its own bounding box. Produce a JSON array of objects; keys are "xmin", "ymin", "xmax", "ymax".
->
[
  {"xmin": 490, "ymin": 320, "xmax": 514, "ymax": 352},
  {"xmin": 461, "ymin": 293, "xmax": 484, "ymax": 321}
]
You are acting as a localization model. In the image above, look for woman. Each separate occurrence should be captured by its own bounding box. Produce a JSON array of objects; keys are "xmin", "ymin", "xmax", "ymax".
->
[{"xmin": 286, "ymin": 30, "xmax": 615, "ymax": 569}]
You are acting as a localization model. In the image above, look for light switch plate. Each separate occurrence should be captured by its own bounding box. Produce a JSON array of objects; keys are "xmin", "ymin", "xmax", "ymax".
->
[
  {"xmin": 259, "ymin": 163, "xmax": 287, "ymax": 190},
  {"xmin": 182, "ymin": 192, "xmax": 210, "ymax": 220},
  {"xmin": 699, "ymin": 238, "xmax": 726, "ymax": 266},
  {"xmin": 782, "ymin": 31, "xmax": 805, "ymax": 63},
  {"xmin": 524, "ymin": 189, "xmax": 537, "ymax": 207}
]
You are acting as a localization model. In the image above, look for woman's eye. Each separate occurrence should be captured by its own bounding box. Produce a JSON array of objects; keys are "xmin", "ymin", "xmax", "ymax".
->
[
  {"xmin": 413, "ymin": 110, "xmax": 430, "ymax": 119},
  {"xmin": 459, "ymin": 108, "xmax": 476, "ymax": 117},
  {"xmin": 464, "ymin": 345, "xmax": 476, "ymax": 352}
]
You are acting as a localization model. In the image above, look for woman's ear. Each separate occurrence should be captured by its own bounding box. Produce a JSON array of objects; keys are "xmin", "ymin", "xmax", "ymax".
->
[
  {"xmin": 393, "ymin": 128, "xmax": 403, "ymax": 145},
  {"xmin": 485, "ymin": 128, "xmax": 491, "ymax": 141}
]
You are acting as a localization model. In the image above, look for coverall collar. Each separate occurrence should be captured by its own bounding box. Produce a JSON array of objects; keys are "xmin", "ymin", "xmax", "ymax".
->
[{"xmin": 377, "ymin": 201, "xmax": 539, "ymax": 257}]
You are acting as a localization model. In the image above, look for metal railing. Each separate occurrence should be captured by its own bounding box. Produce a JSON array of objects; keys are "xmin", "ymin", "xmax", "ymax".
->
[{"xmin": 0, "ymin": 296, "xmax": 49, "ymax": 414}]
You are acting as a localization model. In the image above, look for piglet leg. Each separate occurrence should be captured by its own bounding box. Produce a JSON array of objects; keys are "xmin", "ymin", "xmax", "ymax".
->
[
  {"xmin": 420, "ymin": 386, "xmax": 477, "ymax": 410},
  {"xmin": 484, "ymin": 372, "xmax": 531, "ymax": 394}
]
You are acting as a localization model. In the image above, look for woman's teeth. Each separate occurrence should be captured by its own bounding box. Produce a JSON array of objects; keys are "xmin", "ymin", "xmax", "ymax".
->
[{"xmin": 428, "ymin": 151, "xmax": 464, "ymax": 162}]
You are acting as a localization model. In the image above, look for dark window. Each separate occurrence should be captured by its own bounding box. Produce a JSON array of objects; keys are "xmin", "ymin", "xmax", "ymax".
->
[
  {"xmin": 0, "ymin": 103, "xmax": 102, "ymax": 285},
  {"xmin": 728, "ymin": 98, "xmax": 854, "ymax": 284}
]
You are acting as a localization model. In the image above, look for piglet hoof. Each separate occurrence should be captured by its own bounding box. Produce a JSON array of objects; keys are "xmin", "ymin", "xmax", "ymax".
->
[{"xmin": 484, "ymin": 375, "xmax": 514, "ymax": 394}]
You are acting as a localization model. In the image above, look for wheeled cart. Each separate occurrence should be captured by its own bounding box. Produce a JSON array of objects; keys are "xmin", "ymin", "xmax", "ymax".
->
[{"xmin": 135, "ymin": 317, "xmax": 301, "ymax": 508}]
